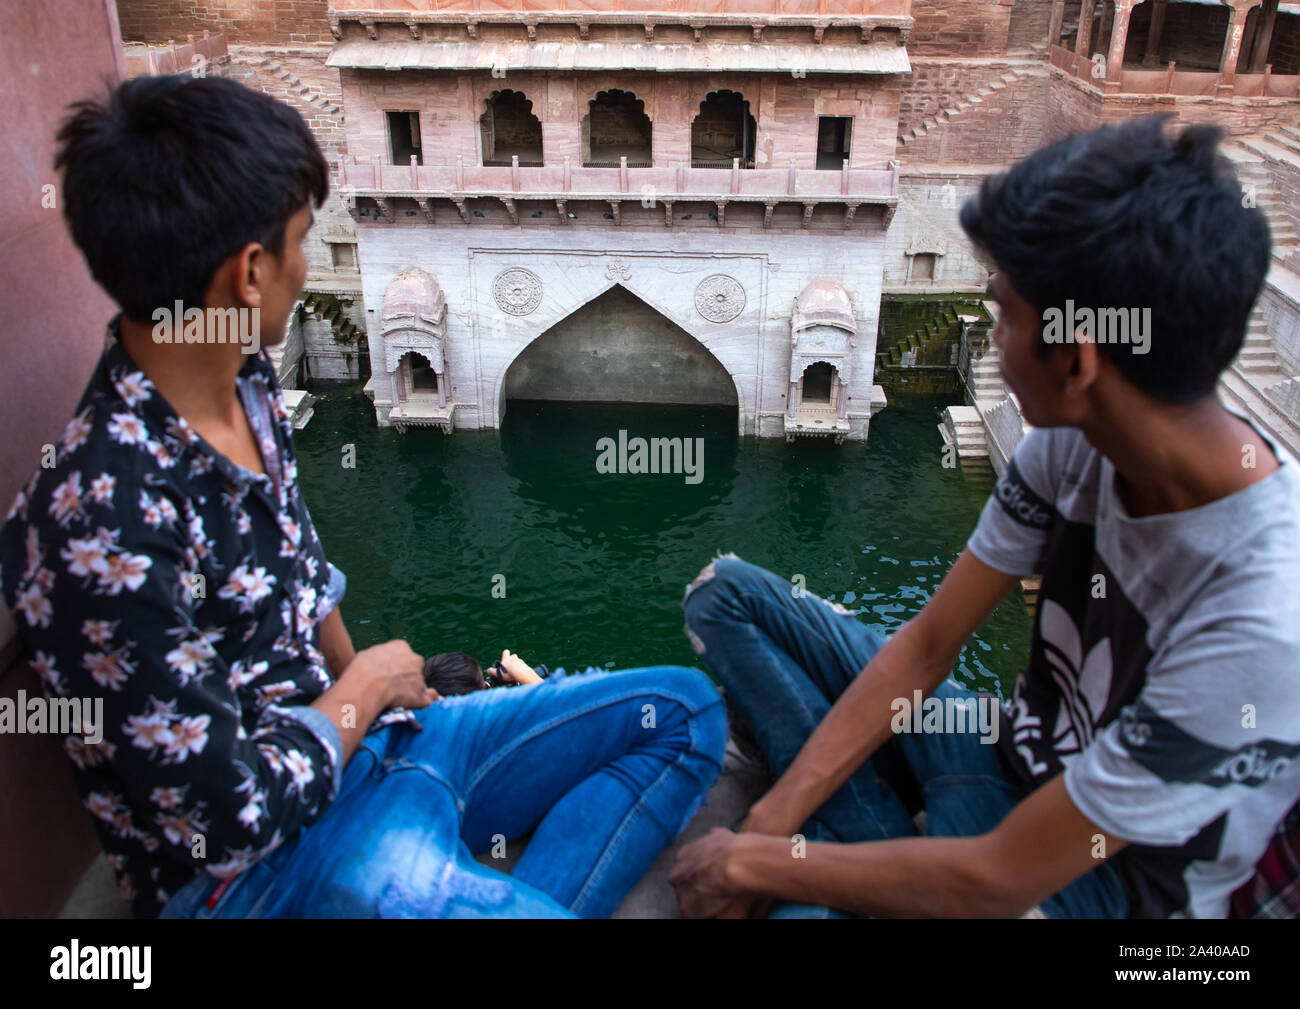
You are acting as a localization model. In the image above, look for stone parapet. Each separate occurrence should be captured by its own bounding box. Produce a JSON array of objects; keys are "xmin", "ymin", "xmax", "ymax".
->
[{"xmin": 327, "ymin": 0, "xmax": 913, "ymax": 49}]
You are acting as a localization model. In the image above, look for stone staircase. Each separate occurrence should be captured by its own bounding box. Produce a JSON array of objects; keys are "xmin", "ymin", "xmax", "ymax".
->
[
  {"xmin": 254, "ymin": 55, "xmax": 345, "ymax": 126},
  {"xmin": 1222, "ymin": 132, "xmax": 1300, "ymax": 262},
  {"xmin": 876, "ymin": 305, "xmax": 963, "ymax": 370},
  {"xmin": 967, "ymin": 340, "xmax": 1005, "ymax": 403},
  {"xmin": 302, "ymin": 291, "xmax": 363, "ymax": 345},
  {"xmin": 897, "ymin": 68, "xmax": 1038, "ymax": 148},
  {"xmin": 1234, "ymin": 303, "xmax": 1282, "ymax": 374}
]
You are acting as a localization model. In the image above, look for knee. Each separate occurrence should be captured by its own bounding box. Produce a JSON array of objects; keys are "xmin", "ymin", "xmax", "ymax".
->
[
  {"xmin": 636, "ymin": 666, "xmax": 726, "ymax": 763},
  {"xmin": 683, "ymin": 552, "xmax": 745, "ymax": 602}
]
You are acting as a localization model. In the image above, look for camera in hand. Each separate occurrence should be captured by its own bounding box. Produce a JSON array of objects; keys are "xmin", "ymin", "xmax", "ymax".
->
[{"xmin": 485, "ymin": 660, "xmax": 519, "ymax": 689}]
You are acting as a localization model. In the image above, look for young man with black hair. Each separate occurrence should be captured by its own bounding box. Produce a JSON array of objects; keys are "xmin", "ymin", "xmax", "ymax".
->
[
  {"xmin": 670, "ymin": 114, "xmax": 1300, "ymax": 918},
  {"xmin": 0, "ymin": 74, "xmax": 726, "ymax": 918}
]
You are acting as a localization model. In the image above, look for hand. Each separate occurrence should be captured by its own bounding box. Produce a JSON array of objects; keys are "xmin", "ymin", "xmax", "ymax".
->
[
  {"xmin": 498, "ymin": 649, "xmax": 542, "ymax": 685},
  {"xmin": 349, "ymin": 639, "xmax": 438, "ymax": 710},
  {"xmin": 669, "ymin": 828, "xmax": 752, "ymax": 919}
]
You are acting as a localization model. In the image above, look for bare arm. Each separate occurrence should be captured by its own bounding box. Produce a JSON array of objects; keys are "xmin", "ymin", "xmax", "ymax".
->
[
  {"xmin": 310, "ymin": 639, "xmax": 437, "ymax": 766},
  {"xmin": 707, "ymin": 775, "xmax": 1128, "ymax": 917},
  {"xmin": 744, "ymin": 549, "xmax": 1021, "ymax": 838},
  {"xmin": 319, "ymin": 607, "xmax": 356, "ymax": 679}
]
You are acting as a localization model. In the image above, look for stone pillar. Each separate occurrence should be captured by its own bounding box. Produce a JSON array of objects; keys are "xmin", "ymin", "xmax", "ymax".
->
[
  {"xmin": 1248, "ymin": 0, "xmax": 1279, "ymax": 73},
  {"xmin": 787, "ymin": 380, "xmax": 798, "ymax": 419},
  {"xmin": 1220, "ymin": 0, "xmax": 1262, "ymax": 92},
  {"xmin": 836, "ymin": 376, "xmax": 849, "ymax": 420},
  {"xmin": 1075, "ymin": 0, "xmax": 1095, "ymax": 56},
  {"xmin": 1049, "ymin": 0, "xmax": 1067, "ymax": 49},
  {"xmin": 1143, "ymin": 0, "xmax": 1168, "ymax": 65},
  {"xmin": 1105, "ymin": 0, "xmax": 1137, "ymax": 89},
  {"xmin": 390, "ymin": 368, "xmax": 402, "ymax": 408},
  {"xmin": 438, "ymin": 368, "xmax": 447, "ymax": 409},
  {"xmin": 1097, "ymin": 1, "xmax": 1114, "ymax": 58}
]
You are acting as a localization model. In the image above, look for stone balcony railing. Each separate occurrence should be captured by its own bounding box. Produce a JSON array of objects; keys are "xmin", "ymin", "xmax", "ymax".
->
[
  {"xmin": 122, "ymin": 31, "xmax": 228, "ymax": 78},
  {"xmin": 1049, "ymin": 44, "xmax": 1300, "ymax": 99},
  {"xmin": 328, "ymin": 0, "xmax": 912, "ymax": 45},
  {"xmin": 339, "ymin": 155, "xmax": 899, "ymax": 229},
  {"xmin": 335, "ymin": 0, "xmax": 908, "ymax": 11}
]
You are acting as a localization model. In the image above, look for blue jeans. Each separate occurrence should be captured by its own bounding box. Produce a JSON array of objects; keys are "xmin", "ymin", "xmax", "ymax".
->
[
  {"xmin": 681, "ymin": 554, "xmax": 1129, "ymax": 919},
  {"xmin": 160, "ymin": 666, "xmax": 726, "ymax": 918}
]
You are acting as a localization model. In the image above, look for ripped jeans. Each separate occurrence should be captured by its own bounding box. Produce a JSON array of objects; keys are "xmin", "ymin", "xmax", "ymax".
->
[
  {"xmin": 159, "ymin": 666, "xmax": 726, "ymax": 918},
  {"xmin": 681, "ymin": 554, "xmax": 1128, "ymax": 919}
]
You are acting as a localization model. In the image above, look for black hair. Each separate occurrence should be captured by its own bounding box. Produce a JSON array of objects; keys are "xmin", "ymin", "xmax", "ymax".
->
[
  {"xmin": 53, "ymin": 73, "xmax": 329, "ymax": 324},
  {"xmin": 959, "ymin": 114, "xmax": 1270, "ymax": 403},
  {"xmin": 422, "ymin": 652, "xmax": 485, "ymax": 697}
]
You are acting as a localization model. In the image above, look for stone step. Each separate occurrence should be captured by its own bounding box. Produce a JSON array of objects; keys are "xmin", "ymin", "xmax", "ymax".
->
[
  {"xmin": 1265, "ymin": 132, "xmax": 1300, "ymax": 156},
  {"xmin": 1240, "ymin": 136, "xmax": 1300, "ymax": 170}
]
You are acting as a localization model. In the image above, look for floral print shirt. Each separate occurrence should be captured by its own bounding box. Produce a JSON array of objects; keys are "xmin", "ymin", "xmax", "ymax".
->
[{"xmin": 0, "ymin": 316, "xmax": 415, "ymax": 917}]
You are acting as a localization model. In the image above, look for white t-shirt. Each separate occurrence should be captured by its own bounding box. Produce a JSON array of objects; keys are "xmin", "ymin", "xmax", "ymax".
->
[{"xmin": 967, "ymin": 420, "xmax": 1300, "ymax": 917}]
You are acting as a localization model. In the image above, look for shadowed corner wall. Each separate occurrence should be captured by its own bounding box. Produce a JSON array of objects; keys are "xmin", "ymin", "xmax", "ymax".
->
[{"xmin": 0, "ymin": 0, "xmax": 123, "ymax": 916}]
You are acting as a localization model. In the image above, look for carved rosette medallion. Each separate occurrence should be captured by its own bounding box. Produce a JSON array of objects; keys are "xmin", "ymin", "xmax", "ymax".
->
[
  {"xmin": 493, "ymin": 268, "xmax": 543, "ymax": 316},
  {"xmin": 694, "ymin": 274, "xmax": 746, "ymax": 323}
]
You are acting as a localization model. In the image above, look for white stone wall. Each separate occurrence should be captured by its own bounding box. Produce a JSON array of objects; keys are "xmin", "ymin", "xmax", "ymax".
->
[
  {"xmin": 352, "ymin": 224, "xmax": 888, "ymax": 439},
  {"xmin": 883, "ymin": 172, "xmax": 991, "ymax": 294},
  {"xmin": 1261, "ymin": 280, "xmax": 1300, "ymax": 377}
]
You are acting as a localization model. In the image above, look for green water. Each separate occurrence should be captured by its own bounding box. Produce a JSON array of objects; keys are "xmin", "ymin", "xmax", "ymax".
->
[{"xmin": 296, "ymin": 390, "xmax": 1032, "ymax": 697}]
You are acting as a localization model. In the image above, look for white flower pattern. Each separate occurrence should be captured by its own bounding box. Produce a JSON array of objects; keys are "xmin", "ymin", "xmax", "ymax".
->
[{"xmin": 0, "ymin": 317, "xmax": 412, "ymax": 917}]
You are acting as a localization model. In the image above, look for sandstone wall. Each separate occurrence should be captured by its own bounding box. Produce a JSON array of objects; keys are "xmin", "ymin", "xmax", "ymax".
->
[
  {"xmin": 116, "ymin": 0, "xmax": 333, "ymax": 45},
  {"xmin": 908, "ymin": 0, "xmax": 1015, "ymax": 57},
  {"xmin": 338, "ymin": 69, "xmax": 902, "ymax": 172},
  {"xmin": 896, "ymin": 66, "xmax": 1049, "ymax": 164},
  {"xmin": 1045, "ymin": 69, "xmax": 1300, "ymax": 144},
  {"xmin": 1006, "ymin": 0, "xmax": 1053, "ymax": 55}
]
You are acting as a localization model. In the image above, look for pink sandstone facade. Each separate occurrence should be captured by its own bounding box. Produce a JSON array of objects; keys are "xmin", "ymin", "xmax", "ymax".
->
[{"xmin": 108, "ymin": 0, "xmax": 1300, "ymax": 457}]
